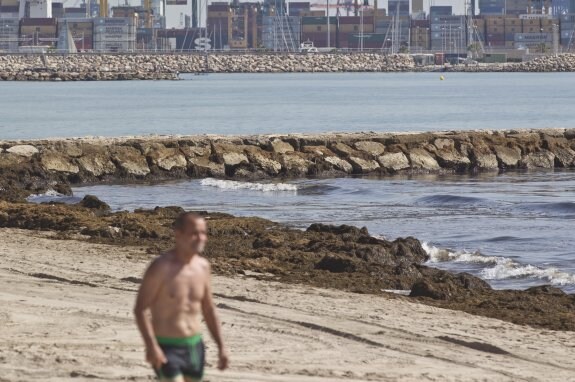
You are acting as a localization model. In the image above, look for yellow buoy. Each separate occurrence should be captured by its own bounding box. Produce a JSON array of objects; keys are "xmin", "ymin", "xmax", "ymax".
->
[{"xmin": 440, "ymin": 75, "xmax": 445, "ymax": 81}]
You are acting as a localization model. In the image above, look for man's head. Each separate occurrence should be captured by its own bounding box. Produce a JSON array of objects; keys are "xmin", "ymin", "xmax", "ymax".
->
[{"xmin": 173, "ymin": 212, "xmax": 208, "ymax": 255}]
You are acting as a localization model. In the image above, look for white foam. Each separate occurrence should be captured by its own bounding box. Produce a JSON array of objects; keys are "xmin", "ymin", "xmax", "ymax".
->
[
  {"xmin": 422, "ymin": 242, "xmax": 575, "ymax": 287},
  {"xmin": 26, "ymin": 189, "xmax": 64, "ymax": 199},
  {"xmin": 480, "ymin": 263, "xmax": 575, "ymax": 286},
  {"xmin": 200, "ymin": 178, "xmax": 298, "ymax": 192}
]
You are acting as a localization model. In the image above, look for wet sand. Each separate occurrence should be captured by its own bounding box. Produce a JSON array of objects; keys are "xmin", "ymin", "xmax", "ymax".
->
[{"xmin": 1, "ymin": 228, "xmax": 574, "ymax": 382}]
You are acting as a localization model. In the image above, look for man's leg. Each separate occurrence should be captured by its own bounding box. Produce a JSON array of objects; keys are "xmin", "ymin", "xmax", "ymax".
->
[{"xmin": 183, "ymin": 377, "xmax": 201, "ymax": 382}]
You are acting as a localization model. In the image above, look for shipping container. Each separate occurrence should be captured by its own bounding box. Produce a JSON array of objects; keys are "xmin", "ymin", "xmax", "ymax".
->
[
  {"xmin": 485, "ymin": 16, "xmax": 504, "ymax": 25},
  {"xmin": 301, "ymin": 16, "xmax": 337, "ymax": 25},
  {"xmin": 411, "ymin": 19, "xmax": 429, "ymax": 28},
  {"xmin": 486, "ymin": 25, "xmax": 504, "ymax": 33},
  {"xmin": 522, "ymin": 19, "xmax": 540, "ymax": 26},
  {"xmin": 484, "ymin": 53, "xmax": 506, "ymax": 62},
  {"xmin": 434, "ymin": 52, "xmax": 445, "ymax": 64},
  {"xmin": 486, "ymin": 40, "xmax": 505, "ymax": 46},
  {"xmin": 339, "ymin": 24, "xmax": 374, "ymax": 33},
  {"xmin": 299, "ymin": 10, "xmax": 325, "ymax": 17},
  {"xmin": 429, "ymin": 6, "xmax": 452, "ymax": 17},
  {"xmin": 480, "ymin": 6, "xmax": 504, "ymax": 14},
  {"xmin": 505, "ymin": 26, "xmax": 522, "ymax": 35},
  {"xmin": 514, "ymin": 32, "xmax": 552, "ymax": 42}
]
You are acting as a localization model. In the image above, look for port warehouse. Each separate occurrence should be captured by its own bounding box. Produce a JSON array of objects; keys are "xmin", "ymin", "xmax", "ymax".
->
[{"xmin": 0, "ymin": 0, "xmax": 574, "ymax": 55}]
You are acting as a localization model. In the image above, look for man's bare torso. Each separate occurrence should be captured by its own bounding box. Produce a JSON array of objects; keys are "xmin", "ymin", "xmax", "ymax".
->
[{"xmin": 149, "ymin": 251, "xmax": 209, "ymax": 338}]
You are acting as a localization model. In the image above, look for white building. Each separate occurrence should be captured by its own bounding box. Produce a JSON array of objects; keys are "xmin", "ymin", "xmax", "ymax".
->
[{"xmin": 29, "ymin": 0, "xmax": 52, "ymax": 18}]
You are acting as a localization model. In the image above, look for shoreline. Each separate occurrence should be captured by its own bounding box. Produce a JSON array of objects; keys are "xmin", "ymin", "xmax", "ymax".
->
[
  {"xmin": 2, "ymin": 228, "xmax": 574, "ymax": 381},
  {"xmin": 1, "ymin": 53, "xmax": 575, "ymax": 81},
  {"xmin": 1, "ymin": 127, "xmax": 574, "ymax": 202},
  {"xmin": 1, "ymin": 198, "xmax": 574, "ymax": 332}
]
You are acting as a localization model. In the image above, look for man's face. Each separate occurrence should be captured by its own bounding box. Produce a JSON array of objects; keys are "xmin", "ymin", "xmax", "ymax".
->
[{"xmin": 175, "ymin": 218, "xmax": 208, "ymax": 254}]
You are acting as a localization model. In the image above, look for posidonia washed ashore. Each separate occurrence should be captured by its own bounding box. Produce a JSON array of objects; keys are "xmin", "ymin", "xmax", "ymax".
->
[{"xmin": 2, "ymin": 53, "xmax": 575, "ymax": 80}]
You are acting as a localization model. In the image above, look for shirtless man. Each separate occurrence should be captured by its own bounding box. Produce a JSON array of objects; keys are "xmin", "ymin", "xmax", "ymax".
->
[{"xmin": 134, "ymin": 212, "xmax": 229, "ymax": 382}]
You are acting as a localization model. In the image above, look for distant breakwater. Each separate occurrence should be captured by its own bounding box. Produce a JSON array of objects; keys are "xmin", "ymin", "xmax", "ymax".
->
[
  {"xmin": 0, "ymin": 53, "xmax": 414, "ymax": 81},
  {"xmin": 2, "ymin": 53, "xmax": 575, "ymax": 81},
  {"xmin": 1, "ymin": 128, "xmax": 574, "ymax": 200}
]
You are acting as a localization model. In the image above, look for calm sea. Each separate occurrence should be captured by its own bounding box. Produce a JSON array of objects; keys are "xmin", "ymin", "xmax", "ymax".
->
[
  {"xmin": 1, "ymin": 72, "xmax": 575, "ymax": 140},
  {"xmin": 6, "ymin": 72, "xmax": 575, "ymax": 291}
]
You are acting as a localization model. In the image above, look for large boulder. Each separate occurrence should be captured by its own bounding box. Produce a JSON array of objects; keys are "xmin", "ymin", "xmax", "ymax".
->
[
  {"xmin": 78, "ymin": 153, "xmax": 117, "ymax": 177},
  {"xmin": 78, "ymin": 195, "xmax": 110, "ymax": 211},
  {"xmin": 408, "ymin": 149, "xmax": 440, "ymax": 170},
  {"xmin": 222, "ymin": 152, "xmax": 249, "ymax": 167},
  {"xmin": 6, "ymin": 145, "xmax": 39, "ymax": 157},
  {"xmin": 553, "ymin": 147, "xmax": 575, "ymax": 167},
  {"xmin": 280, "ymin": 153, "xmax": 310, "ymax": 175},
  {"xmin": 378, "ymin": 152, "xmax": 410, "ymax": 172},
  {"xmin": 324, "ymin": 156, "xmax": 353, "ymax": 173},
  {"xmin": 330, "ymin": 142, "xmax": 357, "ymax": 157},
  {"xmin": 470, "ymin": 149, "xmax": 499, "ymax": 170},
  {"xmin": 188, "ymin": 157, "xmax": 225, "ymax": 177},
  {"xmin": 494, "ymin": 146, "xmax": 521, "ymax": 168},
  {"xmin": 435, "ymin": 150, "xmax": 471, "ymax": 170},
  {"xmin": 111, "ymin": 146, "xmax": 150, "ymax": 176},
  {"xmin": 148, "ymin": 147, "xmax": 187, "ymax": 171},
  {"xmin": 348, "ymin": 156, "xmax": 380, "ymax": 173},
  {"xmin": 353, "ymin": 141, "xmax": 386, "ymax": 156},
  {"xmin": 248, "ymin": 152, "xmax": 282, "ymax": 175},
  {"xmin": 520, "ymin": 150, "xmax": 555, "ymax": 169},
  {"xmin": 433, "ymin": 138, "xmax": 455, "ymax": 150},
  {"xmin": 269, "ymin": 139, "xmax": 294, "ymax": 154},
  {"xmin": 41, "ymin": 152, "xmax": 79, "ymax": 174}
]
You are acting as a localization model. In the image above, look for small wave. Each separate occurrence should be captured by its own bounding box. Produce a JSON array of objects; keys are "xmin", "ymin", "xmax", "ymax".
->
[
  {"xmin": 423, "ymin": 242, "xmax": 500, "ymax": 264},
  {"xmin": 416, "ymin": 194, "xmax": 486, "ymax": 206},
  {"xmin": 200, "ymin": 178, "xmax": 298, "ymax": 192},
  {"xmin": 480, "ymin": 263, "xmax": 575, "ymax": 286},
  {"xmin": 423, "ymin": 242, "xmax": 575, "ymax": 287},
  {"xmin": 27, "ymin": 189, "xmax": 64, "ymax": 199},
  {"xmin": 485, "ymin": 236, "xmax": 522, "ymax": 243},
  {"xmin": 523, "ymin": 202, "xmax": 575, "ymax": 215}
]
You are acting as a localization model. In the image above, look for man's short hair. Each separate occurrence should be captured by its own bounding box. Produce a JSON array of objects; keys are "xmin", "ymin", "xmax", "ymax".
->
[{"xmin": 173, "ymin": 212, "xmax": 204, "ymax": 231}]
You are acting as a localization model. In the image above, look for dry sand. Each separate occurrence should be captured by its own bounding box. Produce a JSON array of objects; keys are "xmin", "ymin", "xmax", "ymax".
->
[{"xmin": 1, "ymin": 228, "xmax": 574, "ymax": 382}]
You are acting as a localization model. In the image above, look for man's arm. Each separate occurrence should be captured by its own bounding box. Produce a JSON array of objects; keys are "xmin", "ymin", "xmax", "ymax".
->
[
  {"xmin": 201, "ymin": 261, "xmax": 229, "ymax": 370},
  {"xmin": 133, "ymin": 258, "xmax": 166, "ymax": 369}
]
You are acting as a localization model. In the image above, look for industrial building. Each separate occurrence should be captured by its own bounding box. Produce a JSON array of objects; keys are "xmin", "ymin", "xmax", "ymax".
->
[{"xmin": 0, "ymin": 0, "xmax": 574, "ymax": 55}]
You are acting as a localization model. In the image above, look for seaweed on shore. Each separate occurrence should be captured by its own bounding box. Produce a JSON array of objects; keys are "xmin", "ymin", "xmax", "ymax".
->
[{"xmin": 0, "ymin": 196, "xmax": 574, "ymax": 332}]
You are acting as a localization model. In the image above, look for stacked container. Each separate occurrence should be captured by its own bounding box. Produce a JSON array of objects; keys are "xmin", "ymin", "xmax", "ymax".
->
[
  {"xmin": 0, "ymin": 17, "xmax": 19, "ymax": 52},
  {"xmin": 560, "ymin": 14, "xmax": 575, "ymax": 48},
  {"xmin": 93, "ymin": 17, "xmax": 135, "ymax": 52}
]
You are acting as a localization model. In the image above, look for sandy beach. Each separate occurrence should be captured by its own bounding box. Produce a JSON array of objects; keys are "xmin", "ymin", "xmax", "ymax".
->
[{"xmin": 1, "ymin": 228, "xmax": 574, "ymax": 382}]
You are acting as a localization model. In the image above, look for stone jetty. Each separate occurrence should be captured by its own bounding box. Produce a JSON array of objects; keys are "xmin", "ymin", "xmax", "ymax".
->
[
  {"xmin": 0, "ymin": 53, "xmax": 415, "ymax": 81},
  {"xmin": 1, "ymin": 128, "xmax": 574, "ymax": 200},
  {"xmin": 2, "ymin": 53, "xmax": 575, "ymax": 80}
]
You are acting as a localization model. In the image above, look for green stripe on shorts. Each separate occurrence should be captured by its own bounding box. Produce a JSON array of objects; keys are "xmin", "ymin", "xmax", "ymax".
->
[{"xmin": 156, "ymin": 334, "xmax": 202, "ymax": 347}]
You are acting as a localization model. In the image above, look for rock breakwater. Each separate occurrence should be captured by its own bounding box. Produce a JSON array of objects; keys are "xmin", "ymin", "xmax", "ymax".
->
[
  {"xmin": 1, "ymin": 128, "xmax": 574, "ymax": 201},
  {"xmin": 448, "ymin": 54, "xmax": 575, "ymax": 73},
  {"xmin": 0, "ymin": 53, "xmax": 415, "ymax": 80}
]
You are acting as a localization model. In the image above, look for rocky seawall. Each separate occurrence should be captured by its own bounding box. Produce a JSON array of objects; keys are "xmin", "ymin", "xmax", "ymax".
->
[
  {"xmin": 448, "ymin": 54, "xmax": 575, "ymax": 73},
  {"xmin": 2, "ymin": 53, "xmax": 575, "ymax": 80},
  {"xmin": 0, "ymin": 53, "xmax": 414, "ymax": 80},
  {"xmin": 1, "ymin": 128, "xmax": 575, "ymax": 200}
]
